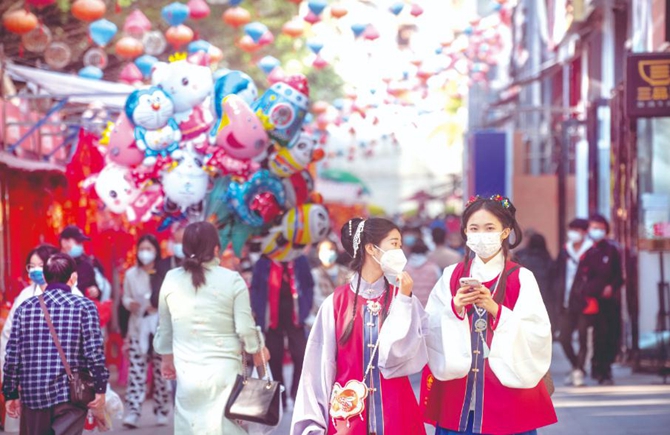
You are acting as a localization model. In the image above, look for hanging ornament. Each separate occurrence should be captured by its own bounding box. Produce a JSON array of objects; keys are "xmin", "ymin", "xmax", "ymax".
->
[
  {"xmin": 188, "ymin": 39, "xmax": 210, "ymax": 53},
  {"xmin": 142, "ymin": 30, "xmax": 167, "ymax": 56},
  {"xmin": 115, "ymin": 36, "xmax": 144, "ymax": 60},
  {"xmin": 89, "ymin": 19, "xmax": 117, "ymax": 47},
  {"xmin": 79, "ymin": 66, "xmax": 103, "ymax": 80},
  {"xmin": 229, "ymin": 0, "xmax": 244, "ymax": 4},
  {"xmin": 350, "ymin": 23, "xmax": 367, "ymax": 38},
  {"xmin": 188, "ymin": 0, "xmax": 210, "ymax": 20},
  {"xmin": 223, "ymin": 7, "xmax": 250, "ymax": 28},
  {"xmin": 134, "ymin": 54, "xmax": 158, "ymax": 78},
  {"xmin": 83, "ymin": 47, "xmax": 109, "ymax": 69},
  {"xmin": 306, "ymin": 40, "xmax": 324, "ymax": 55},
  {"xmin": 22, "ymin": 25, "xmax": 52, "ymax": 53},
  {"xmin": 236, "ymin": 35, "xmax": 260, "ymax": 53},
  {"xmin": 244, "ymin": 22, "xmax": 268, "ymax": 44},
  {"xmin": 162, "ymin": 2, "xmax": 190, "ymax": 27},
  {"xmin": 165, "ymin": 24, "xmax": 194, "ymax": 49},
  {"xmin": 258, "ymin": 31, "xmax": 274, "ymax": 46},
  {"xmin": 72, "ymin": 0, "xmax": 107, "ymax": 22},
  {"xmin": 209, "ymin": 45, "xmax": 224, "ymax": 63},
  {"xmin": 304, "ymin": 11, "xmax": 320, "ymax": 25},
  {"xmin": 307, "ymin": 0, "xmax": 327, "ymax": 15},
  {"xmin": 3, "ymin": 10, "xmax": 38, "ymax": 35},
  {"xmin": 312, "ymin": 101, "xmax": 328, "ymax": 115},
  {"xmin": 410, "ymin": 4, "xmax": 424, "ymax": 17},
  {"xmin": 123, "ymin": 10, "xmax": 151, "ymax": 38},
  {"xmin": 258, "ymin": 56, "xmax": 280, "ymax": 74},
  {"xmin": 389, "ymin": 2, "xmax": 404, "ymax": 15},
  {"xmin": 26, "ymin": 0, "xmax": 56, "ymax": 6},
  {"xmin": 119, "ymin": 62, "xmax": 144, "ymax": 84},
  {"xmin": 363, "ymin": 25, "xmax": 380, "ymax": 41},
  {"xmin": 267, "ymin": 67, "xmax": 286, "ymax": 84},
  {"xmin": 44, "ymin": 42, "xmax": 72, "ymax": 69},
  {"xmin": 313, "ymin": 55, "xmax": 328, "ymax": 69},
  {"xmin": 282, "ymin": 19, "xmax": 304, "ymax": 38},
  {"xmin": 330, "ymin": 3, "xmax": 348, "ymax": 18}
]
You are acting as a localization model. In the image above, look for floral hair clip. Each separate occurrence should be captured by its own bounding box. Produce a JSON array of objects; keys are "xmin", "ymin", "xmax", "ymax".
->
[
  {"xmin": 489, "ymin": 194, "xmax": 511, "ymax": 209},
  {"xmin": 465, "ymin": 196, "xmax": 481, "ymax": 208}
]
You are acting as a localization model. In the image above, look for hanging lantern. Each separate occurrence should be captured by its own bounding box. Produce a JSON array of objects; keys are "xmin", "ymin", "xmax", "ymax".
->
[
  {"xmin": 134, "ymin": 54, "xmax": 158, "ymax": 78},
  {"xmin": 351, "ymin": 23, "xmax": 367, "ymax": 38},
  {"xmin": 188, "ymin": 0, "xmax": 210, "ymax": 20},
  {"xmin": 83, "ymin": 47, "xmax": 109, "ymax": 69},
  {"xmin": 208, "ymin": 46, "xmax": 223, "ymax": 63},
  {"xmin": 308, "ymin": 0, "xmax": 327, "ymax": 15},
  {"xmin": 3, "ymin": 10, "xmax": 38, "ymax": 35},
  {"xmin": 258, "ymin": 31, "xmax": 274, "ymax": 46},
  {"xmin": 244, "ymin": 22, "xmax": 268, "ymax": 44},
  {"xmin": 236, "ymin": 35, "xmax": 259, "ymax": 53},
  {"xmin": 267, "ymin": 66, "xmax": 286, "ymax": 84},
  {"xmin": 72, "ymin": 0, "xmax": 107, "ymax": 22},
  {"xmin": 188, "ymin": 39, "xmax": 210, "ymax": 54},
  {"xmin": 26, "ymin": 0, "xmax": 56, "ymax": 7},
  {"xmin": 258, "ymin": 56, "xmax": 280, "ymax": 74},
  {"xmin": 123, "ymin": 10, "xmax": 151, "ymax": 38},
  {"xmin": 79, "ymin": 66, "xmax": 104, "ymax": 80},
  {"xmin": 142, "ymin": 30, "xmax": 167, "ymax": 56},
  {"xmin": 22, "ymin": 25, "xmax": 52, "ymax": 53},
  {"xmin": 312, "ymin": 101, "xmax": 328, "ymax": 115},
  {"xmin": 119, "ymin": 62, "xmax": 144, "ymax": 84},
  {"xmin": 44, "ymin": 42, "xmax": 72, "ymax": 69},
  {"xmin": 115, "ymin": 36, "xmax": 144, "ymax": 60},
  {"xmin": 89, "ymin": 19, "xmax": 117, "ymax": 47},
  {"xmin": 165, "ymin": 25, "xmax": 194, "ymax": 49},
  {"xmin": 162, "ymin": 2, "xmax": 190, "ymax": 26},
  {"xmin": 282, "ymin": 19, "xmax": 304, "ymax": 38},
  {"xmin": 304, "ymin": 11, "xmax": 321, "ymax": 25},
  {"xmin": 389, "ymin": 2, "xmax": 404, "ymax": 15},
  {"xmin": 313, "ymin": 55, "xmax": 328, "ymax": 70},
  {"xmin": 307, "ymin": 40, "xmax": 324, "ymax": 55},
  {"xmin": 363, "ymin": 25, "xmax": 380, "ymax": 41},
  {"xmin": 410, "ymin": 4, "xmax": 424, "ymax": 17},
  {"xmin": 330, "ymin": 3, "xmax": 348, "ymax": 19},
  {"xmin": 223, "ymin": 7, "xmax": 251, "ymax": 28}
]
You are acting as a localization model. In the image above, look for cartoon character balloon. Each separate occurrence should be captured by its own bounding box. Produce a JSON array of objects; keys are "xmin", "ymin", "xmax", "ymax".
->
[
  {"xmin": 225, "ymin": 170, "xmax": 286, "ymax": 227},
  {"xmin": 268, "ymin": 131, "xmax": 318, "ymax": 177},
  {"xmin": 101, "ymin": 112, "xmax": 144, "ymax": 167},
  {"xmin": 125, "ymin": 86, "xmax": 182, "ymax": 166},
  {"xmin": 208, "ymin": 94, "xmax": 269, "ymax": 159},
  {"xmin": 151, "ymin": 52, "xmax": 214, "ymax": 146},
  {"xmin": 93, "ymin": 163, "xmax": 163, "ymax": 222},
  {"xmin": 253, "ymin": 74, "xmax": 309, "ymax": 147},
  {"xmin": 282, "ymin": 170, "xmax": 314, "ymax": 208},
  {"xmin": 161, "ymin": 151, "xmax": 209, "ymax": 215},
  {"xmin": 212, "ymin": 69, "xmax": 258, "ymax": 107},
  {"xmin": 280, "ymin": 204, "xmax": 331, "ymax": 247}
]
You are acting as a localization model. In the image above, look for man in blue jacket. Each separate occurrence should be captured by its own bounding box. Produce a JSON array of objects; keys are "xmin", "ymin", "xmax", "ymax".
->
[{"xmin": 250, "ymin": 254, "xmax": 314, "ymax": 407}]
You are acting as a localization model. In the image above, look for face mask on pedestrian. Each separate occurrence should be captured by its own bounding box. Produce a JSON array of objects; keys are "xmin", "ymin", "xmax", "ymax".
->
[
  {"xmin": 373, "ymin": 246, "xmax": 408, "ymax": 283},
  {"xmin": 138, "ymin": 249, "xmax": 156, "ymax": 265},
  {"xmin": 172, "ymin": 243, "xmax": 185, "ymax": 259},
  {"xmin": 28, "ymin": 267, "xmax": 46, "ymax": 286},
  {"xmin": 589, "ymin": 228, "xmax": 606, "ymax": 242},
  {"xmin": 567, "ymin": 230, "xmax": 584, "ymax": 243},
  {"xmin": 68, "ymin": 244, "xmax": 84, "ymax": 258},
  {"xmin": 466, "ymin": 232, "xmax": 503, "ymax": 259},
  {"xmin": 318, "ymin": 249, "xmax": 337, "ymax": 267}
]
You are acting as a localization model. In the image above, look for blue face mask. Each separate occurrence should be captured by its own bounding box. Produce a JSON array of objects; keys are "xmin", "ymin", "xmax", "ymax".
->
[
  {"xmin": 29, "ymin": 267, "xmax": 46, "ymax": 286},
  {"xmin": 68, "ymin": 244, "xmax": 84, "ymax": 258}
]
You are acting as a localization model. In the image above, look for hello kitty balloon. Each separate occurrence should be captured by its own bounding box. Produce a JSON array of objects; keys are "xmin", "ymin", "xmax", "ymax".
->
[
  {"xmin": 151, "ymin": 52, "xmax": 214, "ymax": 146},
  {"xmin": 161, "ymin": 151, "xmax": 209, "ymax": 215},
  {"xmin": 94, "ymin": 164, "xmax": 141, "ymax": 215},
  {"xmin": 125, "ymin": 86, "xmax": 182, "ymax": 166}
]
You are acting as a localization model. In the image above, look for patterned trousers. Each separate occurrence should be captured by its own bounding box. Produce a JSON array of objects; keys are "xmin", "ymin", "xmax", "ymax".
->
[{"xmin": 125, "ymin": 337, "xmax": 171, "ymax": 417}]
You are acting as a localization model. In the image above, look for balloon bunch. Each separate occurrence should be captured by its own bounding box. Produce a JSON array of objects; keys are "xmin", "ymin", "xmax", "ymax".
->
[{"xmin": 88, "ymin": 53, "xmax": 330, "ymax": 261}]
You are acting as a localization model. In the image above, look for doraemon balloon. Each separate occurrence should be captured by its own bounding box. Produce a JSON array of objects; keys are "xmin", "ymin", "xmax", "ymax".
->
[
  {"xmin": 268, "ymin": 131, "xmax": 318, "ymax": 177},
  {"xmin": 208, "ymin": 94, "xmax": 269, "ymax": 160},
  {"xmin": 125, "ymin": 87, "xmax": 182, "ymax": 166},
  {"xmin": 281, "ymin": 204, "xmax": 331, "ymax": 247},
  {"xmin": 151, "ymin": 52, "xmax": 214, "ymax": 145},
  {"xmin": 253, "ymin": 74, "xmax": 309, "ymax": 147},
  {"xmin": 213, "ymin": 70, "xmax": 258, "ymax": 107},
  {"xmin": 161, "ymin": 151, "xmax": 209, "ymax": 215}
]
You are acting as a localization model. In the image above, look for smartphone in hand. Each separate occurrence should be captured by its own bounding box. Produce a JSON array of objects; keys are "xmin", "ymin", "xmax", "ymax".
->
[{"xmin": 459, "ymin": 277, "xmax": 482, "ymax": 292}]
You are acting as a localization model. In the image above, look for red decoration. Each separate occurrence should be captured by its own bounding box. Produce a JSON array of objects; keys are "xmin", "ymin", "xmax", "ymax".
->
[
  {"xmin": 267, "ymin": 67, "xmax": 286, "ymax": 84},
  {"xmin": 223, "ymin": 7, "xmax": 251, "ymax": 28},
  {"xmin": 26, "ymin": 0, "xmax": 56, "ymax": 7},
  {"xmin": 282, "ymin": 19, "xmax": 304, "ymax": 38},
  {"xmin": 250, "ymin": 193, "xmax": 282, "ymax": 224},
  {"xmin": 188, "ymin": 0, "xmax": 210, "ymax": 20},
  {"xmin": 410, "ymin": 4, "xmax": 424, "ymax": 17},
  {"xmin": 209, "ymin": 46, "xmax": 224, "ymax": 63},
  {"xmin": 115, "ymin": 36, "xmax": 144, "ymax": 60},
  {"xmin": 258, "ymin": 31, "xmax": 274, "ymax": 46},
  {"xmin": 71, "ymin": 0, "xmax": 107, "ymax": 22},
  {"xmin": 304, "ymin": 11, "xmax": 321, "ymax": 24},
  {"xmin": 165, "ymin": 25, "xmax": 194, "ymax": 49},
  {"xmin": 313, "ymin": 55, "xmax": 328, "ymax": 70},
  {"xmin": 283, "ymin": 74, "xmax": 309, "ymax": 95},
  {"xmin": 330, "ymin": 3, "xmax": 348, "ymax": 19},
  {"xmin": 123, "ymin": 10, "xmax": 151, "ymax": 37},
  {"xmin": 236, "ymin": 35, "xmax": 260, "ymax": 53},
  {"xmin": 119, "ymin": 62, "xmax": 144, "ymax": 84},
  {"xmin": 3, "ymin": 10, "xmax": 38, "ymax": 35},
  {"xmin": 312, "ymin": 101, "xmax": 328, "ymax": 115},
  {"xmin": 363, "ymin": 25, "xmax": 380, "ymax": 41}
]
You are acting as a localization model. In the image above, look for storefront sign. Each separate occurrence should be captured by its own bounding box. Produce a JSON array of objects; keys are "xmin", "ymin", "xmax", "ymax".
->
[{"xmin": 626, "ymin": 53, "xmax": 670, "ymax": 118}]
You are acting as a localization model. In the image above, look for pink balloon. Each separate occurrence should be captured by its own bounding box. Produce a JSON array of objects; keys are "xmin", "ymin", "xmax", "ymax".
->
[
  {"xmin": 267, "ymin": 66, "xmax": 286, "ymax": 85},
  {"xmin": 106, "ymin": 112, "xmax": 144, "ymax": 167},
  {"xmin": 119, "ymin": 62, "xmax": 143, "ymax": 84},
  {"xmin": 124, "ymin": 10, "xmax": 151, "ymax": 36},
  {"xmin": 214, "ymin": 94, "xmax": 270, "ymax": 160}
]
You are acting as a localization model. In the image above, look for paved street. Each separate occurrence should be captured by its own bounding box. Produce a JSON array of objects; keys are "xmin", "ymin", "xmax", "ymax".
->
[{"xmin": 99, "ymin": 343, "xmax": 670, "ymax": 435}]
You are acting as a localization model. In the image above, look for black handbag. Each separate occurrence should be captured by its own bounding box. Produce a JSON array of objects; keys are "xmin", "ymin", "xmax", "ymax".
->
[
  {"xmin": 224, "ymin": 332, "xmax": 281, "ymax": 426},
  {"xmin": 38, "ymin": 295, "xmax": 97, "ymax": 408}
]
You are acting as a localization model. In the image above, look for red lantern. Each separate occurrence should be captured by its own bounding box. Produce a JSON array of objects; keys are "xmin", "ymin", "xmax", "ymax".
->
[
  {"xmin": 287, "ymin": 0, "xmax": 302, "ymax": 4},
  {"xmin": 124, "ymin": 10, "xmax": 151, "ymax": 37},
  {"xmin": 188, "ymin": 0, "xmax": 210, "ymax": 20},
  {"xmin": 282, "ymin": 19, "xmax": 304, "ymax": 38},
  {"xmin": 316, "ymin": 114, "xmax": 329, "ymax": 130},
  {"xmin": 223, "ymin": 7, "xmax": 251, "ymax": 28},
  {"xmin": 313, "ymin": 55, "xmax": 328, "ymax": 70},
  {"xmin": 115, "ymin": 36, "xmax": 144, "ymax": 60},
  {"xmin": 26, "ymin": 0, "xmax": 56, "ymax": 7},
  {"xmin": 363, "ymin": 25, "xmax": 380, "ymax": 41},
  {"xmin": 209, "ymin": 46, "xmax": 224, "ymax": 63},
  {"xmin": 236, "ymin": 35, "xmax": 260, "ymax": 53},
  {"xmin": 3, "ymin": 10, "xmax": 38, "ymax": 35},
  {"xmin": 410, "ymin": 4, "xmax": 424, "ymax": 17},
  {"xmin": 267, "ymin": 67, "xmax": 286, "ymax": 85},
  {"xmin": 312, "ymin": 101, "xmax": 328, "ymax": 115},
  {"xmin": 330, "ymin": 3, "xmax": 348, "ymax": 19},
  {"xmin": 119, "ymin": 62, "xmax": 143, "ymax": 84},
  {"xmin": 258, "ymin": 31, "xmax": 274, "ymax": 46},
  {"xmin": 72, "ymin": 0, "xmax": 107, "ymax": 22},
  {"xmin": 304, "ymin": 11, "xmax": 320, "ymax": 25},
  {"xmin": 165, "ymin": 25, "xmax": 194, "ymax": 49}
]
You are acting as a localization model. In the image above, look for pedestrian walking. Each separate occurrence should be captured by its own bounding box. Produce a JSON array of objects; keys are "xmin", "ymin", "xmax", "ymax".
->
[
  {"xmin": 428, "ymin": 227, "xmax": 462, "ymax": 270},
  {"xmin": 310, "ymin": 239, "xmax": 352, "ymax": 316},
  {"xmin": 153, "ymin": 221, "xmax": 269, "ymax": 435},
  {"xmin": 59, "ymin": 226, "xmax": 100, "ymax": 299},
  {"xmin": 291, "ymin": 217, "xmax": 427, "ymax": 435},
  {"xmin": 3, "ymin": 253, "xmax": 108, "ymax": 435},
  {"xmin": 555, "ymin": 218, "xmax": 594, "ymax": 387},
  {"xmin": 405, "ymin": 235, "xmax": 442, "ymax": 307},
  {"xmin": 409, "ymin": 195, "xmax": 556, "ymax": 434},
  {"xmin": 121, "ymin": 234, "xmax": 171, "ymax": 428},
  {"xmin": 514, "ymin": 233, "xmax": 556, "ymax": 329},
  {"xmin": 250, "ymin": 253, "xmax": 314, "ymax": 408}
]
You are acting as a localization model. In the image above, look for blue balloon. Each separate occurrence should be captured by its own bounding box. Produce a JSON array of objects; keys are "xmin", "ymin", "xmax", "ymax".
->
[
  {"xmin": 308, "ymin": 0, "xmax": 328, "ymax": 16},
  {"xmin": 188, "ymin": 40, "xmax": 211, "ymax": 54},
  {"xmin": 389, "ymin": 2, "xmax": 404, "ymax": 15},
  {"xmin": 332, "ymin": 98, "xmax": 345, "ymax": 110},
  {"xmin": 463, "ymin": 26, "xmax": 474, "ymax": 36},
  {"xmin": 435, "ymin": 47, "xmax": 443, "ymax": 54},
  {"xmin": 244, "ymin": 22, "xmax": 268, "ymax": 43},
  {"xmin": 89, "ymin": 19, "xmax": 117, "ymax": 47},
  {"xmin": 351, "ymin": 23, "xmax": 367, "ymax": 37},
  {"xmin": 161, "ymin": 2, "xmax": 190, "ymax": 27},
  {"xmin": 212, "ymin": 70, "xmax": 258, "ymax": 114},
  {"xmin": 78, "ymin": 66, "xmax": 103, "ymax": 80},
  {"xmin": 306, "ymin": 40, "xmax": 324, "ymax": 55},
  {"xmin": 134, "ymin": 55, "xmax": 159, "ymax": 78},
  {"xmin": 258, "ymin": 56, "xmax": 280, "ymax": 74},
  {"xmin": 225, "ymin": 170, "xmax": 286, "ymax": 227},
  {"xmin": 304, "ymin": 113, "xmax": 314, "ymax": 124},
  {"xmin": 229, "ymin": 0, "xmax": 243, "ymax": 5}
]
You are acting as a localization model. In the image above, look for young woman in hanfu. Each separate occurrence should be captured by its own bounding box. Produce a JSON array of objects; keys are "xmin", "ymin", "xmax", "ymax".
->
[
  {"xmin": 291, "ymin": 217, "xmax": 428, "ymax": 435},
  {"xmin": 414, "ymin": 196, "xmax": 557, "ymax": 434}
]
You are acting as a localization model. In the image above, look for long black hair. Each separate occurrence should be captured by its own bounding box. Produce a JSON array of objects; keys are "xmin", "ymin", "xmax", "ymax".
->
[
  {"xmin": 182, "ymin": 221, "xmax": 221, "ymax": 289},
  {"xmin": 338, "ymin": 217, "xmax": 399, "ymax": 344},
  {"xmin": 136, "ymin": 234, "xmax": 162, "ymax": 265},
  {"xmin": 25, "ymin": 244, "xmax": 59, "ymax": 268},
  {"xmin": 461, "ymin": 196, "xmax": 523, "ymax": 305}
]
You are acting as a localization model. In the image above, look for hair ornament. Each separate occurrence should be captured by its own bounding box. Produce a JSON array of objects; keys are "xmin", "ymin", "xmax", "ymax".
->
[
  {"xmin": 348, "ymin": 220, "xmax": 353, "ymax": 236},
  {"xmin": 352, "ymin": 220, "xmax": 366, "ymax": 258},
  {"xmin": 465, "ymin": 194, "xmax": 511, "ymax": 210},
  {"xmin": 190, "ymin": 254, "xmax": 196, "ymax": 258}
]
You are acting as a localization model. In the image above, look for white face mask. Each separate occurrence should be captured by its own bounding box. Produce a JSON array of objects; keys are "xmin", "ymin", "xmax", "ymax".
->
[
  {"xmin": 567, "ymin": 230, "xmax": 583, "ymax": 243},
  {"xmin": 172, "ymin": 243, "xmax": 185, "ymax": 259},
  {"xmin": 138, "ymin": 249, "xmax": 156, "ymax": 265},
  {"xmin": 466, "ymin": 232, "xmax": 503, "ymax": 259},
  {"xmin": 318, "ymin": 249, "xmax": 337, "ymax": 267},
  {"xmin": 589, "ymin": 228, "xmax": 606, "ymax": 242},
  {"xmin": 373, "ymin": 246, "xmax": 408, "ymax": 283}
]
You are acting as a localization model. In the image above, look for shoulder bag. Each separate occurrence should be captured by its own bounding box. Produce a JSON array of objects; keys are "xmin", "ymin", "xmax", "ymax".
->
[{"xmin": 38, "ymin": 294, "xmax": 96, "ymax": 408}]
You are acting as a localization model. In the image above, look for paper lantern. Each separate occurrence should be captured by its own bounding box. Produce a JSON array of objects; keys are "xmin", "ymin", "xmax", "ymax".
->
[
  {"xmin": 223, "ymin": 7, "xmax": 251, "ymax": 28},
  {"xmin": 313, "ymin": 55, "xmax": 328, "ymax": 69},
  {"xmin": 351, "ymin": 23, "xmax": 367, "ymax": 38},
  {"xmin": 22, "ymin": 25, "xmax": 52, "ymax": 53},
  {"xmin": 258, "ymin": 56, "xmax": 280, "ymax": 74},
  {"xmin": 308, "ymin": 0, "xmax": 328, "ymax": 15},
  {"xmin": 134, "ymin": 54, "xmax": 158, "ymax": 78},
  {"xmin": 162, "ymin": 2, "xmax": 190, "ymax": 26},
  {"xmin": 142, "ymin": 30, "xmax": 167, "ymax": 56},
  {"xmin": 3, "ymin": 10, "xmax": 38, "ymax": 35},
  {"xmin": 188, "ymin": 39, "xmax": 210, "ymax": 53},
  {"xmin": 44, "ymin": 42, "xmax": 72, "ymax": 69},
  {"xmin": 363, "ymin": 25, "xmax": 380, "ymax": 41},
  {"xmin": 165, "ymin": 25, "xmax": 194, "ymax": 49},
  {"xmin": 188, "ymin": 0, "xmax": 210, "ymax": 20},
  {"xmin": 123, "ymin": 10, "xmax": 151, "ymax": 37},
  {"xmin": 79, "ymin": 66, "xmax": 104, "ymax": 80},
  {"xmin": 83, "ymin": 47, "xmax": 108, "ymax": 69},
  {"xmin": 26, "ymin": 0, "xmax": 56, "ymax": 7},
  {"xmin": 267, "ymin": 67, "xmax": 286, "ymax": 85},
  {"xmin": 307, "ymin": 40, "xmax": 324, "ymax": 55},
  {"xmin": 244, "ymin": 22, "xmax": 268, "ymax": 43},
  {"xmin": 304, "ymin": 11, "xmax": 320, "ymax": 25},
  {"xmin": 410, "ymin": 4, "xmax": 424, "ymax": 17},
  {"xmin": 115, "ymin": 36, "xmax": 144, "ymax": 60},
  {"xmin": 89, "ymin": 19, "xmax": 117, "ymax": 47},
  {"xmin": 209, "ymin": 46, "xmax": 223, "ymax": 63},
  {"xmin": 282, "ymin": 19, "xmax": 304, "ymax": 38},
  {"xmin": 119, "ymin": 62, "xmax": 143, "ymax": 84},
  {"xmin": 389, "ymin": 2, "xmax": 404, "ymax": 15},
  {"xmin": 312, "ymin": 101, "xmax": 328, "ymax": 115},
  {"xmin": 330, "ymin": 3, "xmax": 348, "ymax": 18},
  {"xmin": 72, "ymin": 0, "xmax": 107, "ymax": 22},
  {"xmin": 236, "ymin": 35, "xmax": 259, "ymax": 53},
  {"xmin": 258, "ymin": 31, "xmax": 274, "ymax": 46}
]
